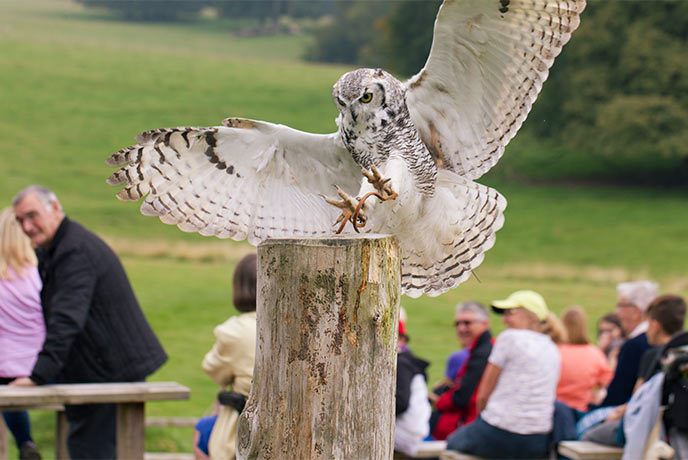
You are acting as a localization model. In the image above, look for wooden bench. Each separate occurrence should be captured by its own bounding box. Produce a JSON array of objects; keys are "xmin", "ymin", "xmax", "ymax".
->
[
  {"xmin": 394, "ymin": 440, "xmax": 447, "ymax": 459},
  {"xmin": 413, "ymin": 440, "xmax": 447, "ymax": 458},
  {"xmin": 557, "ymin": 440, "xmax": 623, "ymax": 460},
  {"xmin": 439, "ymin": 450, "xmax": 549, "ymax": 460},
  {"xmin": 0, "ymin": 403, "xmax": 66, "ymax": 459},
  {"xmin": 0, "ymin": 381, "xmax": 189, "ymax": 460},
  {"xmin": 557, "ymin": 409, "xmax": 675, "ymax": 460}
]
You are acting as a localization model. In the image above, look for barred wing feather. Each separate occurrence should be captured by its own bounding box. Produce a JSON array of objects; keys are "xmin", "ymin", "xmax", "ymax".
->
[
  {"xmin": 397, "ymin": 171, "xmax": 506, "ymax": 298},
  {"xmin": 405, "ymin": 0, "xmax": 586, "ymax": 180},
  {"xmin": 106, "ymin": 118, "xmax": 361, "ymax": 244}
]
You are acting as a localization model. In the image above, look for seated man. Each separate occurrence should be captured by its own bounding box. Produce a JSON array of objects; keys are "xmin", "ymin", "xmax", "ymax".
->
[
  {"xmin": 600, "ymin": 281, "xmax": 658, "ymax": 407},
  {"xmin": 429, "ymin": 301, "xmax": 492, "ymax": 440},
  {"xmin": 432, "ymin": 302, "xmax": 482, "ymax": 394},
  {"xmin": 582, "ymin": 294, "xmax": 688, "ymax": 458}
]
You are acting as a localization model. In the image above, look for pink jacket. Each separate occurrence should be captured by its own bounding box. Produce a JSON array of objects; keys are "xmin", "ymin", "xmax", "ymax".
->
[{"xmin": 0, "ymin": 266, "xmax": 44, "ymax": 378}]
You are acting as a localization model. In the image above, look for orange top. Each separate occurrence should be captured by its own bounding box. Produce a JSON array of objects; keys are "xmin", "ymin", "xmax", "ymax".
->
[{"xmin": 556, "ymin": 344, "xmax": 613, "ymax": 411}]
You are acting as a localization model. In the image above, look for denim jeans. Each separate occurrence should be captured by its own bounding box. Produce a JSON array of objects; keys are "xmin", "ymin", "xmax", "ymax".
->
[
  {"xmin": 2, "ymin": 411, "xmax": 32, "ymax": 448},
  {"xmin": 1, "ymin": 377, "xmax": 34, "ymax": 448},
  {"xmin": 446, "ymin": 416, "xmax": 550, "ymax": 459}
]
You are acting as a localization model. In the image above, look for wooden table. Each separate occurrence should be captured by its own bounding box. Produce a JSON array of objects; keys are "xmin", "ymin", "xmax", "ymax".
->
[{"xmin": 0, "ymin": 381, "xmax": 190, "ymax": 459}]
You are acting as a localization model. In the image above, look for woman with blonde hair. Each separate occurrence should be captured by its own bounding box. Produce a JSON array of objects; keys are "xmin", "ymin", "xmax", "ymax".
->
[
  {"xmin": 542, "ymin": 312, "xmax": 568, "ymax": 345},
  {"xmin": 556, "ymin": 306, "xmax": 613, "ymax": 411},
  {"xmin": 0, "ymin": 207, "xmax": 44, "ymax": 459}
]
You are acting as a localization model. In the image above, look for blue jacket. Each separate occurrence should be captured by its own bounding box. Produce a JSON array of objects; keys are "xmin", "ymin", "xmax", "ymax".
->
[{"xmin": 601, "ymin": 333, "xmax": 652, "ymax": 407}]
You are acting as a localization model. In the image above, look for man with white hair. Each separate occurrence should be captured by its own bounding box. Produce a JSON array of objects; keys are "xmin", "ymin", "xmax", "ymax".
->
[
  {"xmin": 599, "ymin": 280, "xmax": 659, "ymax": 407},
  {"xmin": 11, "ymin": 185, "xmax": 167, "ymax": 459}
]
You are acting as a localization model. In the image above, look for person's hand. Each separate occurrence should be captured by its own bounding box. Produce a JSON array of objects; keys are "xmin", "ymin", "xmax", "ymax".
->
[
  {"xmin": 212, "ymin": 399, "xmax": 221, "ymax": 415},
  {"xmin": 591, "ymin": 387, "xmax": 607, "ymax": 405},
  {"xmin": 597, "ymin": 333, "xmax": 612, "ymax": 352},
  {"xmin": 9, "ymin": 377, "xmax": 36, "ymax": 387},
  {"xmin": 428, "ymin": 392, "xmax": 440, "ymax": 405},
  {"xmin": 605, "ymin": 403, "xmax": 627, "ymax": 422}
]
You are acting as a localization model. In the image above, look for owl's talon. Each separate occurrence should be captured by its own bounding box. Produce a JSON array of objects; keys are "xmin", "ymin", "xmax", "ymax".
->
[
  {"xmin": 362, "ymin": 165, "xmax": 396, "ymax": 199},
  {"xmin": 323, "ymin": 186, "xmax": 367, "ymax": 234},
  {"xmin": 351, "ymin": 191, "xmax": 383, "ymax": 231},
  {"xmin": 349, "ymin": 167, "xmax": 399, "ymax": 230}
]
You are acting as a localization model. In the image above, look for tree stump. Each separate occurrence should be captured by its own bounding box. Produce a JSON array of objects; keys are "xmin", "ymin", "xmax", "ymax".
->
[{"xmin": 237, "ymin": 235, "xmax": 401, "ymax": 460}]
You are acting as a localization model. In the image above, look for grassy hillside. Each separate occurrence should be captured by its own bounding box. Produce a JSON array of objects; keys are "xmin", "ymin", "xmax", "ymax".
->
[{"xmin": 2, "ymin": 1, "xmax": 687, "ymax": 456}]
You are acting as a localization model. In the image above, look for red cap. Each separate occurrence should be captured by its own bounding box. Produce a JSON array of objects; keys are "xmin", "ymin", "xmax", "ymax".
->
[{"xmin": 399, "ymin": 320, "xmax": 406, "ymax": 336}]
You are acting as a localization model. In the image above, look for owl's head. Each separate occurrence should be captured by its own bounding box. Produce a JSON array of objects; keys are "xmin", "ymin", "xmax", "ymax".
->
[{"xmin": 332, "ymin": 68, "xmax": 407, "ymax": 136}]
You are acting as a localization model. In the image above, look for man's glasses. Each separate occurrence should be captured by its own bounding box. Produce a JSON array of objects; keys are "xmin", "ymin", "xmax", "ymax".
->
[
  {"xmin": 15, "ymin": 210, "xmax": 43, "ymax": 227},
  {"xmin": 454, "ymin": 320, "xmax": 475, "ymax": 327}
]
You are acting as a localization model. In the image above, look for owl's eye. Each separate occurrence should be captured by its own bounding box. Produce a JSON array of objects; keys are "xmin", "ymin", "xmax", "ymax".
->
[
  {"xmin": 359, "ymin": 92, "xmax": 373, "ymax": 103},
  {"xmin": 336, "ymin": 97, "xmax": 346, "ymax": 106}
]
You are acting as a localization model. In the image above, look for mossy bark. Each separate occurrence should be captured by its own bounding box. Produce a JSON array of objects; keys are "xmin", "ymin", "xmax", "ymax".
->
[{"xmin": 237, "ymin": 235, "xmax": 401, "ymax": 460}]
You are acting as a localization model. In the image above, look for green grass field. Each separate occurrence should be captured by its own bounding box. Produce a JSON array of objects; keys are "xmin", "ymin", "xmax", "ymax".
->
[{"xmin": 2, "ymin": 0, "xmax": 687, "ymax": 456}]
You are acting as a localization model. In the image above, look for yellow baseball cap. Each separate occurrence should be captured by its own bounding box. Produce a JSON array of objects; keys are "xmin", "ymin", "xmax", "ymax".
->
[{"xmin": 491, "ymin": 290, "xmax": 549, "ymax": 321}]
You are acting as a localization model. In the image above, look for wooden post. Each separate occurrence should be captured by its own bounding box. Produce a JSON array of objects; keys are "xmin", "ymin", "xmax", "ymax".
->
[
  {"xmin": 56, "ymin": 409, "xmax": 69, "ymax": 459},
  {"xmin": 0, "ymin": 414, "xmax": 7, "ymax": 460},
  {"xmin": 116, "ymin": 402, "xmax": 145, "ymax": 459},
  {"xmin": 237, "ymin": 235, "xmax": 401, "ymax": 460}
]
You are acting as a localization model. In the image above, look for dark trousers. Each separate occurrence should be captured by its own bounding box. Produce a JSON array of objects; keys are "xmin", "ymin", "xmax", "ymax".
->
[
  {"xmin": 65, "ymin": 403, "xmax": 116, "ymax": 459},
  {"xmin": 446, "ymin": 416, "xmax": 550, "ymax": 459},
  {"xmin": 0, "ymin": 377, "xmax": 34, "ymax": 448},
  {"xmin": 2, "ymin": 411, "xmax": 32, "ymax": 448}
]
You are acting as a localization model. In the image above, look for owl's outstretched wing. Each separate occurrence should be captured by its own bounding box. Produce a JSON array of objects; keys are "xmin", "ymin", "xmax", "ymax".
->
[
  {"xmin": 405, "ymin": 0, "xmax": 586, "ymax": 180},
  {"xmin": 106, "ymin": 118, "xmax": 361, "ymax": 244}
]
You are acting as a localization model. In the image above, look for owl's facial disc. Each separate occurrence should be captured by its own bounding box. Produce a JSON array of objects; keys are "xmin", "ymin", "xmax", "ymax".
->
[{"xmin": 333, "ymin": 68, "xmax": 381, "ymax": 108}]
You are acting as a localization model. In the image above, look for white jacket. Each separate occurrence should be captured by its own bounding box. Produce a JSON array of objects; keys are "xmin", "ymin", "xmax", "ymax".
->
[{"xmin": 395, "ymin": 374, "xmax": 431, "ymax": 456}]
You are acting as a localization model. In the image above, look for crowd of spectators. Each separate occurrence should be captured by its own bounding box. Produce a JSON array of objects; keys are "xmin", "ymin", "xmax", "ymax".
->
[{"xmin": 405, "ymin": 281, "xmax": 688, "ymax": 460}]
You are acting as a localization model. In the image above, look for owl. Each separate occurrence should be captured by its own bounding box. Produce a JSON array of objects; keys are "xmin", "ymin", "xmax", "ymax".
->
[{"xmin": 107, "ymin": 0, "xmax": 586, "ymax": 298}]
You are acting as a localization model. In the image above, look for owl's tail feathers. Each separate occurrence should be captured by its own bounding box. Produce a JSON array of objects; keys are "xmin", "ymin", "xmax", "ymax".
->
[{"xmin": 400, "ymin": 171, "xmax": 506, "ymax": 298}]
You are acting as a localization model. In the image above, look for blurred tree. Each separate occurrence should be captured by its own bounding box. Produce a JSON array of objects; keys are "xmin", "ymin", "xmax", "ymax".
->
[
  {"xmin": 304, "ymin": 0, "xmax": 388, "ymax": 66},
  {"xmin": 378, "ymin": 0, "xmax": 440, "ymax": 77},
  {"xmin": 304, "ymin": 0, "xmax": 439, "ymax": 73},
  {"xmin": 212, "ymin": 0, "xmax": 332, "ymax": 24},
  {"xmin": 213, "ymin": 0, "xmax": 286, "ymax": 24},
  {"xmin": 285, "ymin": 0, "xmax": 334, "ymax": 19},
  {"xmin": 74, "ymin": 0, "xmax": 207, "ymax": 21},
  {"xmin": 529, "ymin": 0, "xmax": 688, "ymax": 181}
]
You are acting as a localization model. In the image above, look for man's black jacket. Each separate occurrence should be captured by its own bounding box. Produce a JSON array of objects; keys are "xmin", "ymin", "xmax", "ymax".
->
[{"xmin": 31, "ymin": 217, "xmax": 167, "ymax": 384}]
